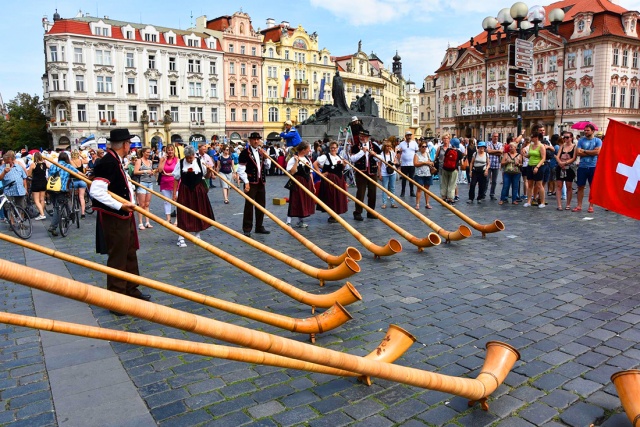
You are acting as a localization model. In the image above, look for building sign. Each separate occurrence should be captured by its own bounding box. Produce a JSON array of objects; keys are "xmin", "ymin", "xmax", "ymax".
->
[
  {"xmin": 189, "ymin": 134, "xmax": 206, "ymax": 143},
  {"xmin": 461, "ymin": 100, "xmax": 541, "ymax": 116}
]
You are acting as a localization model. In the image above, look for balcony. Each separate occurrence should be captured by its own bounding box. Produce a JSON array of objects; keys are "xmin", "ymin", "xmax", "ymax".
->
[
  {"xmin": 49, "ymin": 120, "xmax": 69, "ymax": 128},
  {"xmin": 148, "ymin": 121, "xmax": 165, "ymax": 128},
  {"xmin": 190, "ymin": 121, "xmax": 206, "ymax": 129},
  {"xmin": 98, "ymin": 120, "xmax": 118, "ymax": 127}
]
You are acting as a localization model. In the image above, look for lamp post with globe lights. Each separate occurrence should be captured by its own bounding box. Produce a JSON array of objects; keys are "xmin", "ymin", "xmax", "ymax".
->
[{"xmin": 482, "ymin": 2, "xmax": 565, "ymax": 136}]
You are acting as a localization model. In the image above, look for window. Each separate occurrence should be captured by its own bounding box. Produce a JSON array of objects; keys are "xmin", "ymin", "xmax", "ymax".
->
[
  {"xmin": 169, "ymin": 57, "xmax": 176, "ymax": 71},
  {"xmin": 268, "ymin": 107, "xmax": 279, "ymax": 122},
  {"xmin": 171, "ymin": 106, "xmax": 179, "ymax": 122},
  {"xmin": 240, "ymin": 63, "xmax": 246, "ymax": 75},
  {"xmin": 565, "ymin": 88, "xmax": 574, "ymax": 109},
  {"xmin": 189, "ymin": 107, "xmax": 203, "ymax": 122},
  {"xmin": 630, "ymin": 88, "xmax": 637, "ymax": 109},
  {"xmin": 253, "ymin": 109, "xmax": 258, "ymax": 121},
  {"xmin": 149, "ymin": 107, "xmax": 158, "ymax": 121},
  {"xmin": 583, "ymin": 49, "xmax": 592, "ymax": 67},
  {"xmin": 75, "ymin": 75, "xmax": 84, "ymax": 92},
  {"xmin": 229, "ymin": 83, "xmax": 235, "ymax": 96},
  {"xmin": 252, "ymin": 84, "xmax": 258, "ymax": 97},
  {"xmin": 187, "ymin": 39, "xmax": 199, "ymax": 47},
  {"xmin": 210, "ymin": 61, "xmax": 217, "ymax": 75},
  {"xmin": 49, "ymin": 46, "xmax": 57, "ymax": 62},
  {"xmin": 284, "ymin": 50, "xmax": 289, "ymax": 60},
  {"xmin": 228, "ymin": 44, "xmax": 234, "ymax": 53},
  {"xmin": 96, "ymin": 76, "xmax": 112, "ymax": 93},
  {"xmin": 581, "ymin": 87, "xmax": 591, "ymax": 107},
  {"xmin": 620, "ymin": 87, "xmax": 626, "ymax": 107},
  {"xmin": 251, "ymin": 47, "xmax": 257, "ymax": 56},
  {"xmin": 548, "ymin": 56, "xmax": 557, "ymax": 72},
  {"xmin": 240, "ymin": 45, "xmax": 245, "ymax": 55},
  {"xmin": 251, "ymin": 64, "xmax": 257, "ymax": 76},
  {"xmin": 567, "ymin": 53, "xmax": 576, "ymax": 68},
  {"xmin": 127, "ymin": 78, "xmax": 135, "ymax": 94},
  {"xmin": 268, "ymin": 48, "xmax": 274, "ymax": 58},
  {"xmin": 268, "ymin": 85, "xmax": 277, "ymax": 98},
  {"xmin": 241, "ymin": 84, "xmax": 247, "ymax": 96},
  {"xmin": 74, "ymin": 47, "xmax": 83, "ymax": 63},
  {"xmin": 126, "ymin": 52, "xmax": 134, "ymax": 68},
  {"xmin": 633, "ymin": 51, "xmax": 638, "ymax": 68},
  {"xmin": 170, "ymin": 81, "xmax": 177, "ymax": 96},
  {"xmin": 622, "ymin": 50, "xmax": 629, "ymax": 67},
  {"xmin": 77, "ymin": 104, "xmax": 87, "ymax": 122},
  {"xmin": 242, "ymin": 109, "xmax": 247, "ymax": 121},
  {"xmin": 126, "ymin": 30, "xmax": 133, "ymax": 39},
  {"xmin": 461, "ymin": 75, "xmax": 466, "ymax": 86},
  {"xmin": 230, "ymin": 108, "xmax": 236, "ymax": 121},
  {"xmin": 298, "ymin": 108, "xmax": 308, "ymax": 122},
  {"xmin": 468, "ymin": 71, "xmax": 474, "ymax": 84},
  {"xmin": 548, "ymin": 89, "xmax": 557, "ymax": 109},
  {"xmin": 128, "ymin": 105, "xmax": 137, "ymax": 122},
  {"xmin": 613, "ymin": 48, "xmax": 619, "ymax": 66},
  {"xmin": 211, "ymin": 107, "xmax": 218, "ymax": 123},
  {"xmin": 188, "ymin": 59, "xmax": 201, "ymax": 73},
  {"xmin": 610, "ymin": 86, "xmax": 617, "ymax": 107},
  {"xmin": 489, "ymin": 67, "xmax": 496, "ymax": 81},
  {"xmin": 144, "ymin": 33, "xmax": 157, "ymax": 42},
  {"xmin": 536, "ymin": 58, "xmax": 544, "ymax": 74},
  {"xmin": 148, "ymin": 55, "xmax": 156, "ymax": 69},
  {"xmin": 210, "ymin": 83, "xmax": 217, "ymax": 98},
  {"xmin": 188, "ymin": 82, "xmax": 202, "ymax": 96},
  {"xmin": 229, "ymin": 63, "xmax": 235, "ymax": 74},
  {"xmin": 149, "ymin": 79, "xmax": 158, "ymax": 97},
  {"xmin": 286, "ymin": 108, "xmax": 291, "ymax": 120},
  {"xmin": 98, "ymin": 104, "xmax": 106, "ymax": 121},
  {"xmin": 499, "ymin": 67, "xmax": 505, "ymax": 80},
  {"xmin": 168, "ymin": 36, "xmax": 175, "ymax": 44}
]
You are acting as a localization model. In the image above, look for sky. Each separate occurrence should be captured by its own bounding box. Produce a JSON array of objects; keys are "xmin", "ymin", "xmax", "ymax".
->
[{"xmin": 2, "ymin": 0, "xmax": 640, "ymax": 104}]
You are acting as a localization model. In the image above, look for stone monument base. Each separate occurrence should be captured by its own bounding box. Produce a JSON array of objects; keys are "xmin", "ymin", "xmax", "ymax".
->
[{"xmin": 298, "ymin": 117, "xmax": 399, "ymax": 142}]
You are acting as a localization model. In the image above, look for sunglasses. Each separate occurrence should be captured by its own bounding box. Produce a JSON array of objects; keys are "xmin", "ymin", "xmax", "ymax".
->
[
  {"xmin": 420, "ymin": 145, "xmax": 427, "ymax": 148},
  {"xmin": 563, "ymin": 136, "xmax": 572, "ymax": 139}
]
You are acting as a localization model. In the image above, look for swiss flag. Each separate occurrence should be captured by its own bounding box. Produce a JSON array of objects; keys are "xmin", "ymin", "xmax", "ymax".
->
[{"xmin": 590, "ymin": 119, "xmax": 640, "ymax": 220}]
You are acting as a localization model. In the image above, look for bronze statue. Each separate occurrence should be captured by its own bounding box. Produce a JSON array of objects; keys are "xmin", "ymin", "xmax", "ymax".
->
[
  {"xmin": 163, "ymin": 110, "xmax": 172, "ymax": 124},
  {"xmin": 331, "ymin": 70, "xmax": 350, "ymax": 113},
  {"xmin": 141, "ymin": 110, "xmax": 149, "ymax": 123}
]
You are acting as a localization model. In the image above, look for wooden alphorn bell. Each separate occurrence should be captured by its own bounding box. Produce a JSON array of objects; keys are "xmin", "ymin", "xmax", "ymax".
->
[
  {"xmin": 0, "ymin": 232, "xmax": 350, "ymax": 342},
  {"xmin": 611, "ymin": 370, "xmax": 640, "ymax": 427},
  {"xmin": 263, "ymin": 149, "xmax": 402, "ymax": 259},
  {"xmin": 375, "ymin": 156, "xmax": 505, "ymax": 238},
  {"xmin": 130, "ymin": 177, "xmax": 359, "ymax": 286},
  {"xmin": 44, "ymin": 157, "xmax": 361, "ymax": 313},
  {"xmin": 0, "ymin": 258, "xmax": 520, "ymax": 410},
  {"xmin": 343, "ymin": 158, "xmax": 472, "ymax": 244}
]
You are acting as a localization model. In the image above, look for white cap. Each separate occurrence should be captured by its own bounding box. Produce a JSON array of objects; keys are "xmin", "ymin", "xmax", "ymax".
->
[
  {"xmin": 405, "ymin": 130, "xmax": 413, "ymax": 135},
  {"xmin": 284, "ymin": 120, "xmax": 292, "ymax": 126},
  {"xmin": 351, "ymin": 116, "xmax": 358, "ymax": 122}
]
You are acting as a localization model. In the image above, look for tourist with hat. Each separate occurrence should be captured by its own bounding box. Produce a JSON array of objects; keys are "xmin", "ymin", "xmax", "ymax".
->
[
  {"xmin": 89, "ymin": 128, "xmax": 150, "ymax": 313},
  {"xmin": 237, "ymin": 132, "xmax": 271, "ymax": 236},
  {"xmin": 349, "ymin": 129, "xmax": 381, "ymax": 221},
  {"xmin": 349, "ymin": 116, "xmax": 364, "ymax": 146},
  {"xmin": 280, "ymin": 120, "xmax": 302, "ymax": 148},
  {"xmin": 397, "ymin": 130, "xmax": 419, "ymax": 197}
]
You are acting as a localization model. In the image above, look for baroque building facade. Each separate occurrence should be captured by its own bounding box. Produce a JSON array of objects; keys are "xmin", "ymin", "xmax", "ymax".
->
[
  {"xmin": 260, "ymin": 20, "xmax": 334, "ymax": 141},
  {"xmin": 435, "ymin": 0, "xmax": 639, "ymax": 140},
  {"xmin": 418, "ymin": 75, "xmax": 437, "ymax": 139},
  {"xmin": 43, "ymin": 11, "xmax": 225, "ymax": 149}
]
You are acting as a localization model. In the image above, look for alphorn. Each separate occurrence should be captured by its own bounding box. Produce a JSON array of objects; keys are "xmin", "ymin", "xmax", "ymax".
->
[
  {"xmin": 0, "ymin": 311, "xmax": 415, "ymax": 379},
  {"xmin": 344, "ymin": 159, "xmax": 472, "ymax": 244},
  {"xmin": 376, "ymin": 156, "xmax": 505, "ymax": 238},
  {"xmin": 611, "ymin": 370, "xmax": 640, "ymax": 426},
  {"xmin": 264, "ymin": 149, "xmax": 402, "ymax": 259},
  {"xmin": 131, "ymin": 179, "xmax": 359, "ymax": 285},
  {"xmin": 0, "ymin": 259, "xmax": 520, "ymax": 409},
  {"xmin": 0, "ymin": 233, "xmax": 350, "ymax": 341},
  {"xmin": 314, "ymin": 171, "xmax": 441, "ymax": 251},
  {"xmin": 44, "ymin": 158, "xmax": 362, "ymax": 312},
  {"xmin": 213, "ymin": 171, "xmax": 362, "ymax": 268}
]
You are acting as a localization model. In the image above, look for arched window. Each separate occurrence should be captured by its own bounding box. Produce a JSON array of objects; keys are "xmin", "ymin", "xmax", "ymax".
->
[
  {"xmin": 323, "ymin": 56, "xmax": 328, "ymax": 65},
  {"xmin": 268, "ymin": 107, "xmax": 279, "ymax": 122},
  {"xmin": 298, "ymin": 108, "xmax": 308, "ymax": 122}
]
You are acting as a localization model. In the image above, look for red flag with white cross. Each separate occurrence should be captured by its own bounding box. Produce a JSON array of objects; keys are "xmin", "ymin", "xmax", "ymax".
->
[{"xmin": 590, "ymin": 119, "xmax": 640, "ymax": 220}]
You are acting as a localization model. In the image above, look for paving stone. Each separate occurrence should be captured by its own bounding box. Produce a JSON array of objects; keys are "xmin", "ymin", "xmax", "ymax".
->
[
  {"xmin": 560, "ymin": 402, "xmax": 605, "ymax": 426},
  {"xmin": 272, "ymin": 405, "xmax": 319, "ymax": 427},
  {"xmin": 540, "ymin": 389, "xmax": 579, "ymax": 409},
  {"xmin": 248, "ymin": 400, "xmax": 285, "ymax": 419},
  {"xmin": 563, "ymin": 377, "xmax": 603, "ymax": 397},
  {"xmin": 488, "ymin": 394, "xmax": 526, "ymax": 418},
  {"xmin": 416, "ymin": 405, "xmax": 459, "ymax": 426},
  {"xmin": 518, "ymin": 402, "xmax": 559, "ymax": 425}
]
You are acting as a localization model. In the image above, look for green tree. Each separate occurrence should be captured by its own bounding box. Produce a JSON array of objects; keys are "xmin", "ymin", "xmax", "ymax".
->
[{"xmin": 0, "ymin": 93, "xmax": 49, "ymax": 152}]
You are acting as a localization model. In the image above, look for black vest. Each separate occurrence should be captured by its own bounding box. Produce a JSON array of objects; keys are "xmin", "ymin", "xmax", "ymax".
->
[
  {"xmin": 91, "ymin": 149, "xmax": 133, "ymax": 219},
  {"xmin": 239, "ymin": 148, "xmax": 266, "ymax": 184}
]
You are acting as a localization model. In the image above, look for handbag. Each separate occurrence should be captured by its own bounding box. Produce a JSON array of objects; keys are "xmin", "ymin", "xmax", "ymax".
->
[
  {"xmin": 284, "ymin": 179, "xmax": 294, "ymax": 190},
  {"xmin": 429, "ymin": 165, "xmax": 437, "ymax": 175},
  {"xmin": 46, "ymin": 172, "xmax": 62, "ymax": 192},
  {"xmin": 461, "ymin": 158, "xmax": 469, "ymax": 170},
  {"xmin": 386, "ymin": 164, "xmax": 396, "ymax": 175}
]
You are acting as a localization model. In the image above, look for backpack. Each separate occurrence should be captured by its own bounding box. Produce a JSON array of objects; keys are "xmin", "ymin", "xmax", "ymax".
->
[
  {"xmin": 46, "ymin": 171, "xmax": 62, "ymax": 192},
  {"xmin": 442, "ymin": 148, "xmax": 459, "ymax": 172},
  {"xmin": 127, "ymin": 162, "xmax": 140, "ymax": 183}
]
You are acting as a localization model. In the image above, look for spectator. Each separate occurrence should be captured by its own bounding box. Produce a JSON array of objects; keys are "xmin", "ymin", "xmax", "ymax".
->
[
  {"xmin": 280, "ymin": 120, "xmax": 302, "ymax": 149},
  {"xmin": 0, "ymin": 151, "xmax": 28, "ymax": 209},
  {"xmin": 486, "ymin": 132, "xmax": 503, "ymax": 200},
  {"xmin": 157, "ymin": 144, "xmax": 178, "ymax": 224},
  {"xmin": 133, "ymin": 146, "xmax": 156, "ymax": 230},
  {"xmin": 375, "ymin": 140, "xmax": 399, "ymax": 209},
  {"xmin": 27, "ymin": 152, "xmax": 48, "ymax": 220},
  {"xmin": 467, "ymin": 141, "xmax": 489, "ymax": 204},
  {"xmin": 216, "ymin": 145, "xmax": 236, "ymax": 204},
  {"xmin": 555, "ymin": 131, "xmax": 577, "ymax": 210},
  {"xmin": 574, "ymin": 124, "xmax": 602, "ymax": 213},
  {"xmin": 500, "ymin": 142, "xmax": 522, "ymax": 205},
  {"xmin": 413, "ymin": 141, "xmax": 434, "ymax": 209},
  {"xmin": 397, "ymin": 131, "xmax": 419, "ymax": 197},
  {"xmin": 523, "ymin": 130, "xmax": 546, "ymax": 208},
  {"xmin": 47, "ymin": 152, "xmax": 81, "ymax": 236},
  {"xmin": 435, "ymin": 134, "xmax": 458, "ymax": 204}
]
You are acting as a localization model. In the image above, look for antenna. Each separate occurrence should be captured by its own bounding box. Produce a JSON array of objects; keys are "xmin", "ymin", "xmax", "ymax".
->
[{"xmin": 190, "ymin": 11, "xmax": 193, "ymax": 28}]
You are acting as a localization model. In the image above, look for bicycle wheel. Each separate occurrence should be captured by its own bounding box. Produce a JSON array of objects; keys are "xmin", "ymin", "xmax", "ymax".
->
[
  {"xmin": 84, "ymin": 192, "xmax": 94, "ymax": 214},
  {"xmin": 45, "ymin": 193, "xmax": 54, "ymax": 216},
  {"xmin": 74, "ymin": 196, "xmax": 80, "ymax": 229},
  {"xmin": 9, "ymin": 206, "xmax": 32, "ymax": 239},
  {"xmin": 59, "ymin": 204, "xmax": 71, "ymax": 237}
]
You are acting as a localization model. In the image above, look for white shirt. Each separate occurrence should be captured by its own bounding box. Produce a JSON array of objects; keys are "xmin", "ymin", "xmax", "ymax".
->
[
  {"xmin": 287, "ymin": 156, "xmax": 312, "ymax": 172},
  {"xmin": 398, "ymin": 140, "xmax": 419, "ymax": 166},
  {"xmin": 172, "ymin": 157, "xmax": 203, "ymax": 181},
  {"xmin": 315, "ymin": 154, "xmax": 342, "ymax": 169},
  {"xmin": 89, "ymin": 151, "xmax": 135, "ymax": 211},
  {"xmin": 236, "ymin": 146, "xmax": 270, "ymax": 184}
]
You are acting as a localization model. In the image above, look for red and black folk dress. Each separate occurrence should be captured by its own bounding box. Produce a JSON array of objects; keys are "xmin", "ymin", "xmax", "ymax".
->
[
  {"xmin": 317, "ymin": 154, "xmax": 348, "ymax": 214},
  {"xmin": 287, "ymin": 157, "xmax": 316, "ymax": 219},
  {"xmin": 175, "ymin": 158, "xmax": 215, "ymax": 232}
]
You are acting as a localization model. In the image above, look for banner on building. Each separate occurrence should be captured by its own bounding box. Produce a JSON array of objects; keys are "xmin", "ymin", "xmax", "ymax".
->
[
  {"xmin": 319, "ymin": 78, "xmax": 325, "ymax": 100},
  {"xmin": 282, "ymin": 75, "xmax": 290, "ymax": 98}
]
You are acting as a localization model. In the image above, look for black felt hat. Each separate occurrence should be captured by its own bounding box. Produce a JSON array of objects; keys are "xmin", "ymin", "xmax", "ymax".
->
[{"xmin": 107, "ymin": 128, "xmax": 137, "ymax": 142}]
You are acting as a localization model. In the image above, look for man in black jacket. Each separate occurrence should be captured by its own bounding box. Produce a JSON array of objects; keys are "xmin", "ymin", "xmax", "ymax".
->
[
  {"xmin": 237, "ymin": 132, "xmax": 271, "ymax": 236},
  {"xmin": 349, "ymin": 130, "xmax": 381, "ymax": 220}
]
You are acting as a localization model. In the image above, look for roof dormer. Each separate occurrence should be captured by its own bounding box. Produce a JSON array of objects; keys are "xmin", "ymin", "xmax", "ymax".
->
[
  {"xmin": 140, "ymin": 25, "xmax": 159, "ymax": 43},
  {"xmin": 121, "ymin": 24, "xmax": 135, "ymax": 40},
  {"xmin": 570, "ymin": 12, "xmax": 593, "ymax": 39},
  {"xmin": 622, "ymin": 12, "xmax": 639, "ymax": 37},
  {"xmin": 90, "ymin": 20, "xmax": 111, "ymax": 37},
  {"xmin": 205, "ymin": 36, "xmax": 217, "ymax": 50},
  {"xmin": 183, "ymin": 33, "xmax": 201, "ymax": 48},
  {"xmin": 164, "ymin": 30, "xmax": 177, "ymax": 45}
]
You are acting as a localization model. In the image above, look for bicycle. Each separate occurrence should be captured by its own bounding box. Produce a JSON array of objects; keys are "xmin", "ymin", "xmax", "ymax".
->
[
  {"xmin": 49, "ymin": 191, "xmax": 72, "ymax": 237},
  {"xmin": 0, "ymin": 182, "xmax": 33, "ymax": 239},
  {"xmin": 84, "ymin": 191, "xmax": 94, "ymax": 214},
  {"xmin": 69, "ymin": 184, "xmax": 81, "ymax": 229}
]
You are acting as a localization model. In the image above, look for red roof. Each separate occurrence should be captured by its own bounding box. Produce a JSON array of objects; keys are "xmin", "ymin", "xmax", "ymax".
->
[
  {"xmin": 206, "ymin": 16, "xmax": 232, "ymax": 31},
  {"xmin": 261, "ymin": 25, "xmax": 295, "ymax": 43}
]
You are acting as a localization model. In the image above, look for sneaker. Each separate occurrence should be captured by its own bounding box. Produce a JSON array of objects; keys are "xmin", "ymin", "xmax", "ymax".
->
[
  {"xmin": 466, "ymin": 200, "xmax": 473, "ymax": 204},
  {"xmin": 35, "ymin": 215, "xmax": 46, "ymax": 220},
  {"xmin": 454, "ymin": 196, "xmax": 460, "ymax": 201},
  {"xmin": 296, "ymin": 221, "xmax": 308, "ymax": 228},
  {"xmin": 177, "ymin": 239, "xmax": 187, "ymax": 247},
  {"xmin": 477, "ymin": 199, "xmax": 482, "ymax": 204},
  {"xmin": 538, "ymin": 203, "xmax": 546, "ymax": 208},
  {"xmin": 523, "ymin": 203, "xmax": 531, "ymax": 207}
]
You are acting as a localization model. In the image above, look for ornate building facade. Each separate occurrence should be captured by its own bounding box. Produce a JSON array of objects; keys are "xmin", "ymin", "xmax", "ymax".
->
[
  {"xmin": 42, "ymin": 11, "xmax": 225, "ymax": 149},
  {"xmin": 260, "ymin": 20, "xmax": 334, "ymax": 140},
  {"xmin": 435, "ymin": 0, "xmax": 639, "ymax": 140},
  {"xmin": 418, "ymin": 75, "xmax": 437, "ymax": 139}
]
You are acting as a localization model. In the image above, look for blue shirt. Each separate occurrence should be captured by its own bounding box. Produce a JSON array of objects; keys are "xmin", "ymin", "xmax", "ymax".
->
[
  {"xmin": 48, "ymin": 161, "xmax": 80, "ymax": 192},
  {"xmin": 280, "ymin": 128, "xmax": 302, "ymax": 147},
  {"xmin": 577, "ymin": 137, "xmax": 602, "ymax": 168},
  {"xmin": 2, "ymin": 164, "xmax": 27, "ymax": 197}
]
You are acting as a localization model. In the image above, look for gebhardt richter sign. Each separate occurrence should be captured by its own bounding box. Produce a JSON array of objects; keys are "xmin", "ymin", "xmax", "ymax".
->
[{"xmin": 461, "ymin": 100, "xmax": 541, "ymax": 116}]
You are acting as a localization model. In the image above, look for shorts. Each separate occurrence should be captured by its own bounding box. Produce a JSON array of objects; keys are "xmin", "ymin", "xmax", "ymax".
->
[
  {"xmin": 414, "ymin": 175, "xmax": 433, "ymax": 187},
  {"xmin": 219, "ymin": 172, "xmax": 234, "ymax": 189},
  {"xmin": 529, "ymin": 166, "xmax": 544, "ymax": 182},
  {"xmin": 136, "ymin": 181, "xmax": 154, "ymax": 194},
  {"xmin": 548, "ymin": 166, "xmax": 557, "ymax": 182},
  {"xmin": 521, "ymin": 166, "xmax": 531, "ymax": 179},
  {"xmin": 70, "ymin": 180, "xmax": 87, "ymax": 189},
  {"xmin": 556, "ymin": 167, "xmax": 575, "ymax": 182},
  {"xmin": 541, "ymin": 164, "xmax": 551, "ymax": 184},
  {"xmin": 576, "ymin": 167, "xmax": 596, "ymax": 187}
]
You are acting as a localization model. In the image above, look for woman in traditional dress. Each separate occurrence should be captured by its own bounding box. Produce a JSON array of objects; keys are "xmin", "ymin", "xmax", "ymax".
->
[
  {"xmin": 313, "ymin": 140, "xmax": 348, "ymax": 223},
  {"xmin": 172, "ymin": 146, "xmax": 215, "ymax": 247},
  {"xmin": 286, "ymin": 142, "xmax": 315, "ymax": 228}
]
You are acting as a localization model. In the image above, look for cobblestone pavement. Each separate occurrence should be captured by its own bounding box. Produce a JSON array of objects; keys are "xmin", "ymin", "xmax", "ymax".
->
[{"xmin": 1, "ymin": 175, "xmax": 639, "ymax": 427}]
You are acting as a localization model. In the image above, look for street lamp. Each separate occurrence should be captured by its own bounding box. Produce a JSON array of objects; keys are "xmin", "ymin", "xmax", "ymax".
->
[{"xmin": 482, "ymin": 2, "xmax": 565, "ymax": 136}]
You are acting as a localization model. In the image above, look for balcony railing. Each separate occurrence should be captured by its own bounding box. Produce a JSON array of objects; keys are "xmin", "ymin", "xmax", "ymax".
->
[
  {"xmin": 49, "ymin": 121, "xmax": 69, "ymax": 127},
  {"xmin": 190, "ymin": 121, "xmax": 206, "ymax": 129}
]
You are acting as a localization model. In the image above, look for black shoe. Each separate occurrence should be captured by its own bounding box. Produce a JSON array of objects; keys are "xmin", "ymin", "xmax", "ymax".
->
[
  {"xmin": 255, "ymin": 228, "xmax": 270, "ymax": 234},
  {"xmin": 109, "ymin": 310, "xmax": 126, "ymax": 317},
  {"xmin": 467, "ymin": 200, "xmax": 473, "ymax": 204},
  {"xmin": 400, "ymin": 193, "xmax": 405, "ymax": 197},
  {"xmin": 48, "ymin": 228, "xmax": 59, "ymax": 236},
  {"xmin": 171, "ymin": 210, "xmax": 177, "ymax": 217},
  {"xmin": 410, "ymin": 193, "xmax": 416, "ymax": 197},
  {"xmin": 490, "ymin": 196, "xmax": 496, "ymax": 201},
  {"xmin": 130, "ymin": 292, "xmax": 151, "ymax": 301},
  {"xmin": 328, "ymin": 217, "xmax": 338, "ymax": 223},
  {"xmin": 454, "ymin": 196, "xmax": 460, "ymax": 201},
  {"xmin": 353, "ymin": 213, "xmax": 364, "ymax": 221},
  {"xmin": 366, "ymin": 214, "xmax": 376, "ymax": 219},
  {"xmin": 81, "ymin": 214, "xmax": 86, "ymax": 219},
  {"xmin": 242, "ymin": 230, "xmax": 252, "ymax": 236}
]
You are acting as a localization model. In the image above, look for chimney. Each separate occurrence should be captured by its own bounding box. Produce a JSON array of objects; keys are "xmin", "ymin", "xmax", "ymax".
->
[
  {"xmin": 266, "ymin": 18, "xmax": 276, "ymax": 28},
  {"xmin": 104, "ymin": 15, "xmax": 109, "ymax": 20},
  {"xmin": 281, "ymin": 21, "xmax": 289, "ymax": 28}
]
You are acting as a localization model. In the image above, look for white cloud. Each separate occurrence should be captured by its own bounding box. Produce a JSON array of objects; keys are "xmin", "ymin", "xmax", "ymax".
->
[
  {"xmin": 386, "ymin": 36, "xmax": 462, "ymax": 82},
  {"xmin": 309, "ymin": 0, "xmax": 413, "ymax": 25},
  {"xmin": 617, "ymin": 0, "xmax": 640, "ymax": 11}
]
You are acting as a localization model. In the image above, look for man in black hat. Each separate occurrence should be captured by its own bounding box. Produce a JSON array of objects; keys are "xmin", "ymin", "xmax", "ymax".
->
[
  {"xmin": 349, "ymin": 129, "xmax": 381, "ymax": 220},
  {"xmin": 89, "ymin": 128, "xmax": 150, "ymax": 314},
  {"xmin": 237, "ymin": 132, "xmax": 270, "ymax": 236}
]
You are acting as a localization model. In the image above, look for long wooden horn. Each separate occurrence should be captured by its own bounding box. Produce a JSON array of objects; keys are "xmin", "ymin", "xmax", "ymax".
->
[
  {"xmin": 376, "ymin": 156, "xmax": 505, "ymax": 238},
  {"xmin": 344, "ymin": 159, "xmax": 472, "ymax": 244},
  {"xmin": 314, "ymin": 171, "xmax": 441, "ymax": 251},
  {"xmin": 611, "ymin": 370, "xmax": 640, "ymax": 426},
  {"xmin": 0, "ymin": 233, "xmax": 349, "ymax": 341},
  {"xmin": 264, "ymin": 149, "xmax": 402, "ymax": 259},
  {"xmin": 0, "ymin": 259, "xmax": 520, "ymax": 408},
  {"xmin": 130, "ymin": 179, "xmax": 359, "ymax": 284},
  {"xmin": 44, "ymin": 157, "xmax": 362, "ymax": 311},
  {"xmin": 214, "ymin": 171, "xmax": 362, "ymax": 268}
]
